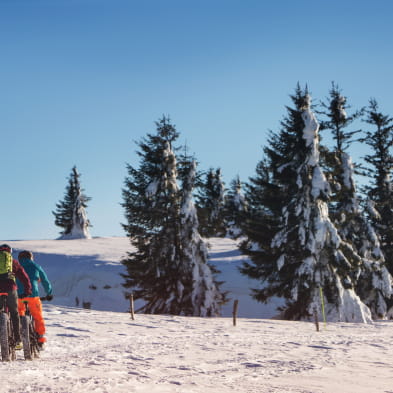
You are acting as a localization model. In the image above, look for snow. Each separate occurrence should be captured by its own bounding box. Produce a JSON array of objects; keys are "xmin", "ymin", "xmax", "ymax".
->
[
  {"xmin": 2, "ymin": 305, "xmax": 393, "ymax": 393},
  {"xmin": 145, "ymin": 180, "xmax": 159, "ymax": 198},
  {"xmin": 1, "ymin": 237, "xmax": 393, "ymax": 392}
]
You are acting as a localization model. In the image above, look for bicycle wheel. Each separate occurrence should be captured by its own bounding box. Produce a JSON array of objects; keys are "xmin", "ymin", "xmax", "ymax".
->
[
  {"xmin": 20, "ymin": 316, "xmax": 32, "ymax": 360},
  {"xmin": 28, "ymin": 317, "xmax": 40, "ymax": 359},
  {"xmin": 8, "ymin": 317, "xmax": 16, "ymax": 361},
  {"xmin": 0, "ymin": 313, "xmax": 10, "ymax": 361}
]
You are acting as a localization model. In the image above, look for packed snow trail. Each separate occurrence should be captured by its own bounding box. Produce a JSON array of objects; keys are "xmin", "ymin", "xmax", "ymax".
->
[{"xmin": 1, "ymin": 304, "xmax": 392, "ymax": 393}]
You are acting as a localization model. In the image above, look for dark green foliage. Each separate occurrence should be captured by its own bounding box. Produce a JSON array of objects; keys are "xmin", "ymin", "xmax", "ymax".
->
[
  {"xmin": 239, "ymin": 85, "xmax": 309, "ymax": 301},
  {"xmin": 361, "ymin": 99, "xmax": 393, "ymax": 276},
  {"xmin": 318, "ymin": 82, "xmax": 363, "ymax": 217},
  {"xmin": 121, "ymin": 117, "xmax": 183, "ymax": 313},
  {"xmin": 224, "ymin": 175, "xmax": 247, "ymax": 239},
  {"xmin": 196, "ymin": 168, "xmax": 226, "ymax": 237}
]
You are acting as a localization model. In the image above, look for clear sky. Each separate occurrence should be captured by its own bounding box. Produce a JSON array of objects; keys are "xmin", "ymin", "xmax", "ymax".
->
[{"xmin": 2, "ymin": 0, "xmax": 393, "ymax": 240}]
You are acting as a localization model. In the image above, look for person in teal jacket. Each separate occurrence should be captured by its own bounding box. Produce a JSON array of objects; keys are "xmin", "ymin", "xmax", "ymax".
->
[{"xmin": 16, "ymin": 250, "xmax": 53, "ymax": 348}]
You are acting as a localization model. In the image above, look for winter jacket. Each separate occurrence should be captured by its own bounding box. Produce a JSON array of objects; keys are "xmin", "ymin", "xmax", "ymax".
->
[
  {"xmin": 0, "ymin": 259, "xmax": 32, "ymax": 294},
  {"xmin": 16, "ymin": 258, "xmax": 52, "ymax": 298}
]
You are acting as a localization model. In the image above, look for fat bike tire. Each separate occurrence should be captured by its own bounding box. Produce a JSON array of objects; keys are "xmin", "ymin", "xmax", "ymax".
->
[
  {"xmin": 0, "ymin": 313, "xmax": 10, "ymax": 361},
  {"xmin": 21, "ymin": 316, "xmax": 32, "ymax": 360},
  {"xmin": 29, "ymin": 320, "xmax": 40, "ymax": 359}
]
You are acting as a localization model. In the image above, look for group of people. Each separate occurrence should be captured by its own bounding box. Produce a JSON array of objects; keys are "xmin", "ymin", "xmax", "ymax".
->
[{"xmin": 0, "ymin": 244, "xmax": 53, "ymax": 350}]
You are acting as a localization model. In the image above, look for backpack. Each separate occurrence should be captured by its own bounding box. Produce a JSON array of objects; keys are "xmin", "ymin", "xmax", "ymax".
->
[{"xmin": 0, "ymin": 250, "xmax": 14, "ymax": 280}]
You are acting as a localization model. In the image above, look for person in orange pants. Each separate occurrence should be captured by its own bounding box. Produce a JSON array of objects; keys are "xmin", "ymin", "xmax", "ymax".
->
[{"xmin": 16, "ymin": 250, "xmax": 53, "ymax": 349}]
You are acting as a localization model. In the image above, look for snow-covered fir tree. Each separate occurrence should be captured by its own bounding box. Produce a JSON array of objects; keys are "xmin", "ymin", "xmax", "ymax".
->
[
  {"xmin": 196, "ymin": 168, "xmax": 226, "ymax": 237},
  {"xmin": 242, "ymin": 87, "xmax": 372, "ymax": 322},
  {"xmin": 240, "ymin": 85, "xmax": 314, "ymax": 304},
  {"xmin": 53, "ymin": 166, "xmax": 92, "ymax": 239},
  {"xmin": 320, "ymin": 85, "xmax": 392, "ymax": 318},
  {"xmin": 178, "ymin": 158, "xmax": 227, "ymax": 315},
  {"xmin": 224, "ymin": 176, "xmax": 247, "ymax": 239},
  {"xmin": 361, "ymin": 99, "xmax": 393, "ymax": 280},
  {"xmin": 121, "ymin": 117, "xmax": 226, "ymax": 315},
  {"xmin": 272, "ymin": 94, "xmax": 373, "ymax": 321}
]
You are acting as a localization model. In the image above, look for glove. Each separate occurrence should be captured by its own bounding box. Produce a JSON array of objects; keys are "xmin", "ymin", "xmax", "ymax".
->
[{"xmin": 46, "ymin": 294, "xmax": 53, "ymax": 301}]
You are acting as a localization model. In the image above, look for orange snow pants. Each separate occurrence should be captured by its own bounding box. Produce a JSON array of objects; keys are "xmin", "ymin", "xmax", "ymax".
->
[{"xmin": 18, "ymin": 297, "xmax": 46, "ymax": 343}]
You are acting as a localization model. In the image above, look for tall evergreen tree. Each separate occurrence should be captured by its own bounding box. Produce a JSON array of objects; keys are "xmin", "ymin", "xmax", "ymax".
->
[
  {"xmin": 196, "ymin": 168, "xmax": 226, "ymax": 237},
  {"xmin": 240, "ymin": 85, "xmax": 311, "ymax": 298},
  {"xmin": 361, "ymin": 99, "xmax": 393, "ymax": 279},
  {"xmin": 320, "ymin": 85, "xmax": 392, "ymax": 318},
  {"xmin": 121, "ymin": 117, "xmax": 225, "ymax": 315},
  {"xmin": 53, "ymin": 166, "xmax": 92, "ymax": 239},
  {"xmin": 241, "ymin": 88, "xmax": 371, "ymax": 322}
]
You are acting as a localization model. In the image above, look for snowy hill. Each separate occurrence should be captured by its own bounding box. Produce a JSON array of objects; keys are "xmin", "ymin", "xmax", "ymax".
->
[
  {"xmin": 7, "ymin": 237, "xmax": 282, "ymax": 318},
  {"xmin": 2, "ymin": 237, "xmax": 393, "ymax": 392},
  {"xmin": 1, "ymin": 305, "xmax": 392, "ymax": 392}
]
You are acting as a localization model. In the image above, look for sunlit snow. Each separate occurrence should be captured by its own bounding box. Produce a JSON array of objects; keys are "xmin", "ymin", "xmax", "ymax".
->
[{"xmin": 1, "ymin": 237, "xmax": 392, "ymax": 392}]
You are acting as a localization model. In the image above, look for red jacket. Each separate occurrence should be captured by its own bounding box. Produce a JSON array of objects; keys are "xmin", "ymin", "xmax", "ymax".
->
[{"xmin": 0, "ymin": 259, "xmax": 32, "ymax": 294}]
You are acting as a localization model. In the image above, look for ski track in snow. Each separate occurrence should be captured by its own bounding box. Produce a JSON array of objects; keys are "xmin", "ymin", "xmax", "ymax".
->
[{"xmin": 0, "ymin": 305, "xmax": 392, "ymax": 393}]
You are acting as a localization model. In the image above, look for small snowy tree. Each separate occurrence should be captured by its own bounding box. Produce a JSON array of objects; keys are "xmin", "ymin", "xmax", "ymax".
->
[
  {"xmin": 121, "ymin": 117, "xmax": 226, "ymax": 315},
  {"xmin": 53, "ymin": 166, "xmax": 92, "ymax": 239},
  {"xmin": 224, "ymin": 176, "xmax": 247, "ymax": 239},
  {"xmin": 196, "ymin": 168, "xmax": 226, "ymax": 237}
]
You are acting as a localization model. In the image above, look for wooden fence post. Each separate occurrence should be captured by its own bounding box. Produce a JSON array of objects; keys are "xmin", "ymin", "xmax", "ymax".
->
[
  {"xmin": 233, "ymin": 299, "xmax": 239, "ymax": 326},
  {"xmin": 130, "ymin": 293, "xmax": 135, "ymax": 320},
  {"xmin": 313, "ymin": 306, "xmax": 319, "ymax": 332}
]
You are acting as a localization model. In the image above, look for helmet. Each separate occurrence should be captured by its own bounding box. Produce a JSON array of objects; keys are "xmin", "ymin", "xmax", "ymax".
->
[
  {"xmin": 18, "ymin": 250, "xmax": 33, "ymax": 260},
  {"xmin": 0, "ymin": 244, "xmax": 12, "ymax": 253}
]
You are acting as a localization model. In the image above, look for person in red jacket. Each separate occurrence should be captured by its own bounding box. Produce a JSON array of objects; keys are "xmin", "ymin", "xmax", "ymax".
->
[{"xmin": 0, "ymin": 244, "xmax": 32, "ymax": 349}]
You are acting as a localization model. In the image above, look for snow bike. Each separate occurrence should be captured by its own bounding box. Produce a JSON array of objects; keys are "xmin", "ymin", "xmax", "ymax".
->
[
  {"xmin": 20, "ymin": 297, "xmax": 48, "ymax": 360},
  {"xmin": 0, "ymin": 293, "xmax": 16, "ymax": 361}
]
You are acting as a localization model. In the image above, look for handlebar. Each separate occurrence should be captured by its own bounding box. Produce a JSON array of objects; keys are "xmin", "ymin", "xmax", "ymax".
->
[{"xmin": 20, "ymin": 295, "xmax": 53, "ymax": 302}]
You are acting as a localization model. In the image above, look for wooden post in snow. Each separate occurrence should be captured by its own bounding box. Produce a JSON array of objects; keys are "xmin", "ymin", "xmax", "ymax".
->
[
  {"xmin": 130, "ymin": 293, "xmax": 135, "ymax": 320},
  {"xmin": 313, "ymin": 306, "xmax": 319, "ymax": 332},
  {"xmin": 233, "ymin": 299, "xmax": 239, "ymax": 326}
]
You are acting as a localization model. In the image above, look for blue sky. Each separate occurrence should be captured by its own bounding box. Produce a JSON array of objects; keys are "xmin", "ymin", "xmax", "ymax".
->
[{"xmin": 1, "ymin": 0, "xmax": 393, "ymax": 240}]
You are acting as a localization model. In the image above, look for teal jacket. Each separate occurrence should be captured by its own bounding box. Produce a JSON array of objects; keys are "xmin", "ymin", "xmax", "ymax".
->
[{"xmin": 16, "ymin": 258, "xmax": 53, "ymax": 298}]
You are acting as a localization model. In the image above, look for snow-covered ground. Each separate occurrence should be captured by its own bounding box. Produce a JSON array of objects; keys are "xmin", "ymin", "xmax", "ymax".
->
[
  {"xmin": 1, "ymin": 306, "xmax": 392, "ymax": 392},
  {"xmin": 1, "ymin": 237, "xmax": 392, "ymax": 392}
]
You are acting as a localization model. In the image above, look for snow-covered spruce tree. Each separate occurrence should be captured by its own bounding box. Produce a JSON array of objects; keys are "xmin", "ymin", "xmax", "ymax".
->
[
  {"xmin": 177, "ymin": 158, "xmax": 227, "ymax": 315},
  {"xmin": 224, "ymin": 175, "xmax": 247, "ymax": 239},
  {"xmin": 361, "ymin": 99, "xmax": 393, "ymax": 279},
  {"xmin": 243, "ymin": 88, "xmax": 372, "ymax": 322},
  {"xmin": 320, "ymin": 85, "xmax": 392, "ymax": 318},
  {"xmin": 240, "ymin": 85, "xmax": 314, "ymax": 300},
  {"xmin": 53, "ymin": 166, "xmax": 92, "ymax": 239},
  {"xmin": 121, "ymin": 117, "xmax": 225, "ymax": 315},
  {"xmin": 275, "ymin": 94, "xmax": 373, "ymax": 321},
  {"xmin": 196, "ymin": 168, "xmax": 226, "ymax": 237}
]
